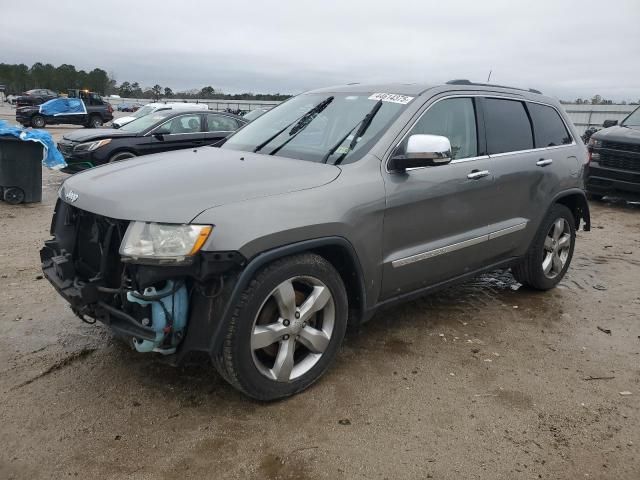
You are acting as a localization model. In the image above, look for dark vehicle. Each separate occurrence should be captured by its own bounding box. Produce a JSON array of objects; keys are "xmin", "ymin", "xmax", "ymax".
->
[
  {"xmin": 42, "ymin": 81, "xmax": 590, "ymax": 400},
  {"xmin": 16, "ymin": 90, "xmax": 113, "ymax": 129},
  {"xmin": 586, "ymin": 105, "xmax": 640, "ymax": 200},
  {"xmin": 57, "ymin": 109, "xmax": 247, "ymax": 173},
  {"xmin": 15, "ymin": 89, "xmax": 58, "ymax": 108},
  {"xmin": 243, "ymin": 107, "xmax": 271, "ymax": 122},
  {"xmin": 117, "ymin": 103, "xmax": 142, "ymax": 112}
]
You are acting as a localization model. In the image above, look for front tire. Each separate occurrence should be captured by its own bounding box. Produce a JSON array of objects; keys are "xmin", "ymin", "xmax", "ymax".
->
[
  {"xmin": 108, "ymin": 151, "xmax": 136, "ymax": 163},
  {"xmin": 512, "ymin": 204, "xmax": 576, "ymax": 290},
  {"xmin": 587, "ymin": 192, "xmax": 604, "ymax": 201},
  {"xmin": 215, "ymin": 253, "xmax": 348, "ymax": 400}
]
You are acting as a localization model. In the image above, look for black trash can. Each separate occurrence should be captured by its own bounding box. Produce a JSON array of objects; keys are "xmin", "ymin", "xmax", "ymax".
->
[{"xmin": 0, "ymin": 136, "xmax": 43, "ymax": 204}]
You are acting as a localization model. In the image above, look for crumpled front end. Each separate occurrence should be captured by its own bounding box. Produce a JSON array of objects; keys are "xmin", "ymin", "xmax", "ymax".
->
[{"xmin": 40, "ymin": 199, "xmax": 244, "ymax": 360}]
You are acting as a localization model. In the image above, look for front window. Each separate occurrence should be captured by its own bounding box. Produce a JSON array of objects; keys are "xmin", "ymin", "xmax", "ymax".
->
[
  {"xmin": 119, "ymin": 110, "xmax": 175, "ymax": 133},
  {"xmin": 621, "ymin": 106, "xmax": 640, "ymax": 127},
  {"xmin": 221, "ymin": 93, "xmax": 411, "ymax": 163}
]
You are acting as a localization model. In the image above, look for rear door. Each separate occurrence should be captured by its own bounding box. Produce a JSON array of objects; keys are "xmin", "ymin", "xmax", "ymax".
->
[
  {"xmin": 146, "ymin": 113, "xmax": 206, "ymax": 154},
  {"xmin": 380, "ymin": 96, "xmax": 496, "ymax": 299},
  {"xmin": 479, "ymin": 97, "xmax": 574, "ymax": 261},
  {"xmin": 204, "ymin": 113, "xmax": 242, "ymax": 145}
]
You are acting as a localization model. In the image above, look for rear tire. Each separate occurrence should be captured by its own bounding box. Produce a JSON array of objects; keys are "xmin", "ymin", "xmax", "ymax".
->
[
  {"xmin": 3, "ymin": 187, "xmax": 25, "ymax": 204},
  {"xmin": 512, "ymin": 204, "xmax": 576, "ymax": 290},
  {"xmin": 214, "ymin": 253, "xmax": 348, "ymax": 401},
  {"xmin": 86, "ymin": 115, "xmax": 103, "ymax": 128},
  {"xmin": 31, "ymin": 115, "xmax": 45, "ymax": 129}
]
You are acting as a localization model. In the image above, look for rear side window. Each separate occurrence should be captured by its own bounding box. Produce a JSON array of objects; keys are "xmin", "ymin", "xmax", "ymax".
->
[
  {"xmin": 527, "ymin": 103, "xmax": 572, "ymax": 147},
  {"xmin": 405, "ymin": 97, "xmax": 478, "ymax": 160},
  {"xmin": 483, "ymin": 98, "xmax": 533, "ymax": 154},
  {"xmin": 206, "ymin": 114, "xmax": 239, "ymax": 132}
]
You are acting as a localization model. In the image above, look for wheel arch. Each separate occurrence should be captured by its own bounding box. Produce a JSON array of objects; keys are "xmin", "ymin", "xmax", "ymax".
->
[
  {"xmin": 553, "ymin": 189, "xmax": 591, "ymax": 232},
  {"xmin": 107, "ymin": 148, "xmax": 138, "ymax": 162},
  {"xmin": 208, "ymin": 236, "xmax": 367, "ymax": 355}
]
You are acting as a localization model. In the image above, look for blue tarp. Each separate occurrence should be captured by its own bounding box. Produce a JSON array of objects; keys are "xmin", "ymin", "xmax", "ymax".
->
[
  {"xmin": 0, "ymin": 120, "xmax": 67, "ymax": 170},
  {"xmin": 39, "ymin": 97, "xmax": 87, "ymax": 116}
]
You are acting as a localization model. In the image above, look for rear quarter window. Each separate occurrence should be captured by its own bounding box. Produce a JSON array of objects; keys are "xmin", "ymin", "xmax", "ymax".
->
[
  {"xmin": 527, "ymin": 103, "xmax": 572, "ymax": 147},
  {"xmin": 483, "ymin": 98, "xmax": 533, "ymax": 154}
]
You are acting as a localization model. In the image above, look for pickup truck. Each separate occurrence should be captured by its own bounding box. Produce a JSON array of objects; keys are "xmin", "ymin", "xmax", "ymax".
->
[
  {"xmin": 586, "ymin": 106, "xmax": 640, "ymax": 200},
  {"xmin": 16, "ymin": 90, "xmax": 113, "ymax": 129}
]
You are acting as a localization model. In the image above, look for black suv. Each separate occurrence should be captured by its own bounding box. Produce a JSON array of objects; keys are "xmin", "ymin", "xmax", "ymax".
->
[
  {"xmin": 16, "ymin": 90, "xmax": 113, "ymax": 129},
  {"xmin": 586, "ymin": 105, "xmax": 640, "ymax": 199}
]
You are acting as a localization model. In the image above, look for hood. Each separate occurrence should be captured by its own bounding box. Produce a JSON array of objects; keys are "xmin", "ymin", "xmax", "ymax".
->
[
  {"xmin": 112, "ymin": 116, "xmax": 136, "ymax": 126},
  {"xmin": 593, "ymin": 125, "xmax": 640, "ymax": 145},
  {"xmin": 62, "ymin": 128, "xmax": 138, "ymax": 142},
  {"xmin": 59, "ymin": 148, "xmax": 341, "ymax": 223}
]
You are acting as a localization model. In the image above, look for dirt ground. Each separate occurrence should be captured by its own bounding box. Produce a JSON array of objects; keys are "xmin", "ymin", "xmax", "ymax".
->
[{"xmin": 0, "ymin": 106, "xmax": 639, "ymax": 479}]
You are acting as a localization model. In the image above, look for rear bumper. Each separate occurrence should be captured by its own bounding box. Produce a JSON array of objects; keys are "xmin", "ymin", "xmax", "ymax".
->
[{"xmin": 586, "ymin": 163, "xmax": 640, "ymax": 196}]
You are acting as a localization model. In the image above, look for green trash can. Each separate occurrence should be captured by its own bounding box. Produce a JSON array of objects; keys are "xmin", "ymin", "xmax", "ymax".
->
[{"xmin": 0, "ymin": 136, "xmax": 43, "ymax": 204}]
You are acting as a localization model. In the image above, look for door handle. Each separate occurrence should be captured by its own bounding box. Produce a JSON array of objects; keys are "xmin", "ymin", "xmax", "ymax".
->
[
  {"xmin": 467, "ymin": 170, "xmax": 490, "ymax": 180},
  {"xmin": 536, "ymin": 158, "xmax": 553, "ymax": 167}
]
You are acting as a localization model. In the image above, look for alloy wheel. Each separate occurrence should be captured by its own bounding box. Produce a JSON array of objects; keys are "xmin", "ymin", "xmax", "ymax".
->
[
  {"xmin": 251, "ymin": 276, "xmax": 335, "ymax": 382},
  {"xmin": 542, "ymin": 218, "xmax": 571, "ymax": 279}
]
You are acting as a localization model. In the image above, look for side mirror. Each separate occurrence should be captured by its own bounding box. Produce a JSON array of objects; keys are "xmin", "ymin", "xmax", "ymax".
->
[
  {"xmin": 153, "ymin": 126, "xmax": 170, "ymax": 138},
  {"xmin": 388, "ymin": 134, "xmax": 452, "ymax": 171},
  {"xmin": 602, "ymin": 119, "xmax": 618, "ymax": 128}
]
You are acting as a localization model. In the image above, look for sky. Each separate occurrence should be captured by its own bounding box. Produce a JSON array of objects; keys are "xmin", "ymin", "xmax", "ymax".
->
[{"xmin": 1, "ymin": 0, "xmax": 639, "ymax": 101}]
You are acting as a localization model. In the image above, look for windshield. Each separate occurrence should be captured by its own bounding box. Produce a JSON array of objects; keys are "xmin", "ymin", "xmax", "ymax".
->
[
  {"xmin": 131, "ymin": 105, "xmax": 157, "ymax": 118},
  {"xmin": 221, "ymin": 93, "xmax": 411, "ymax": 163},
  {"xmin": 119, "ymin": 110, "xmax": 174, "ymax": 133},
  {"xmin": 621, "ymin": 106, "xmax": 640, "ymax": 127},
  {"xmin": 243, "ymin": 109, "xmax": 269, "ymax": 121}
]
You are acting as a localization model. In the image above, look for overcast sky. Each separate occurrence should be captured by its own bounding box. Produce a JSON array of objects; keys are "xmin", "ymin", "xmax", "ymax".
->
[{"xmin": 1, "ymin": 0, "xmax": 639, "ymax": 101}]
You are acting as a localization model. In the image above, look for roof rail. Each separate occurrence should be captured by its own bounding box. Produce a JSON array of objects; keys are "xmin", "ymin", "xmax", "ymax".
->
[{"xmin": 446, "ymin": 79, "xmax": 542, "ymax": 95}]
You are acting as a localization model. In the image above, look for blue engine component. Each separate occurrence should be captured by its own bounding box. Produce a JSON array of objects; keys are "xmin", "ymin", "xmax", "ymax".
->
[{"xmin": 126, "ymin": 280, "xmax": 189, "ymax": 354}]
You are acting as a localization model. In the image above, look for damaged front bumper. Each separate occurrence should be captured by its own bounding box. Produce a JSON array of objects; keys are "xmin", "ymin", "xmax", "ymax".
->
[{"xmin": 41, "ymin": 200, "xmax": 245, "ymax": 363}]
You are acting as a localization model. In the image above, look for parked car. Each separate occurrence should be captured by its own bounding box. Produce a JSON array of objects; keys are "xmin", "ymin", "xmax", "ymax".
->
[
  {"xmin": 586, "ymin": 105, "xmax": 640, "ymax": 200},
  {"xmin": 16, "ymin": 91, "xmax": 113, "ymax": 128},
  {"xmin": 5, "ymin": 94, "xmax": 19, "ymax": 105},
  {"xmin": 41, "ymin": 81, "xmax": 590, "ymax": 400},
  {"xmin": 57, "ymin": 109, "xmax": 246, "ymax": 173},
  {"xmin": 112, "ymin": 102, "xmax": 209, "ymax": 128},
  {"xmin": 243, "ymin": 107, "xmax": 271, "ymax": 122},
  {"xmin": 15, "ymin": 88, "xmax": 58, "ymax": 108},
  {"xmin": 117, "ymin": 103, "xmax": 143, "ymax": 112}
]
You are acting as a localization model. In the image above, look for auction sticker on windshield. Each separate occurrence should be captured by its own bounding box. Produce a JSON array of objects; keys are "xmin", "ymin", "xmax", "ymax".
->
[{"xmin": 368, "ymin": 93, "xmax": 414, "ymax": 104}]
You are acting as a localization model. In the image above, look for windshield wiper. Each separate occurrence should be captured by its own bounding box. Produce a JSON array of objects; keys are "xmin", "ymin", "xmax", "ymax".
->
[
  {"xmin": 268, "ymin": 96, "xmax": 334, "ymax": 156},
  {"xmin": 323, "ymin": 100, "xmax": 383, "ymax": 165},
  {"xmin": 253, "ymin": 96, "xmax": 334, "ymax": 154}
]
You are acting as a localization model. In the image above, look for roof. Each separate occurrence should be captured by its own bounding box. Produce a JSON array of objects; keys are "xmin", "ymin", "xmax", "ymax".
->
[{"xmin": 308, "ymin": 80, "xmax": 549, "ymax": 101}]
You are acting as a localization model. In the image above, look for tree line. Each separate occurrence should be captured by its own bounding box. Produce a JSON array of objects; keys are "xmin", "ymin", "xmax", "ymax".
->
[{"xmin": 0, "ymin": 62, "xmax": 290, "ymax": 101}]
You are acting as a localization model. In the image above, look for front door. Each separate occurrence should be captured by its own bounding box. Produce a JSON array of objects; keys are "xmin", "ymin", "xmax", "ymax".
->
[
  {"xmin": 380, "ymin": 96, "xmax": 496, "ymax": 300},
  {"xmin": 146, "ymin": 113, "xmax": 205, "ymax": 154}
]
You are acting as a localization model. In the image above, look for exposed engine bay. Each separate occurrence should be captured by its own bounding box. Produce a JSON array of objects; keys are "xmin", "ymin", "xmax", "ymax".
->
[{"xmin": 40, "ymin": 200, "xmax": 244, "ymax": 357}]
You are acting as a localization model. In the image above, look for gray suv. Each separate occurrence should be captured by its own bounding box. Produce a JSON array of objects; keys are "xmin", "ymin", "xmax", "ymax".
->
[{"xmin": 41, "ymin": 81, "xmax": 590, "ymax": 400}]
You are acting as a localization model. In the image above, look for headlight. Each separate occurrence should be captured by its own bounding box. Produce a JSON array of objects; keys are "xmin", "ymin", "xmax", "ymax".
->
[
  {"xmin": 74, "ymin": 139, "xmax": 111, "ymax": 152},
  {"xmin": 119, "ymin": 222, "xmax": 212, "ymax": 263},
  {"xmin": 588, "ymin": 138, "xmax": 602, "ymax": 149}
]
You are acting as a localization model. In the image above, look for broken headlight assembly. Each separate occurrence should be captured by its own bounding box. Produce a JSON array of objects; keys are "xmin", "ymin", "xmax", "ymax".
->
[{"xmin": 119, "ymin": 222, "xmax": 212, "ymax": 264}]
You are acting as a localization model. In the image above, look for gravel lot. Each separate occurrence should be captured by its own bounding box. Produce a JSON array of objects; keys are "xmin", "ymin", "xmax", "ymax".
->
[{"xmin": 0, "ymin": 103, "xmax": 639, "ymax": 479}]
